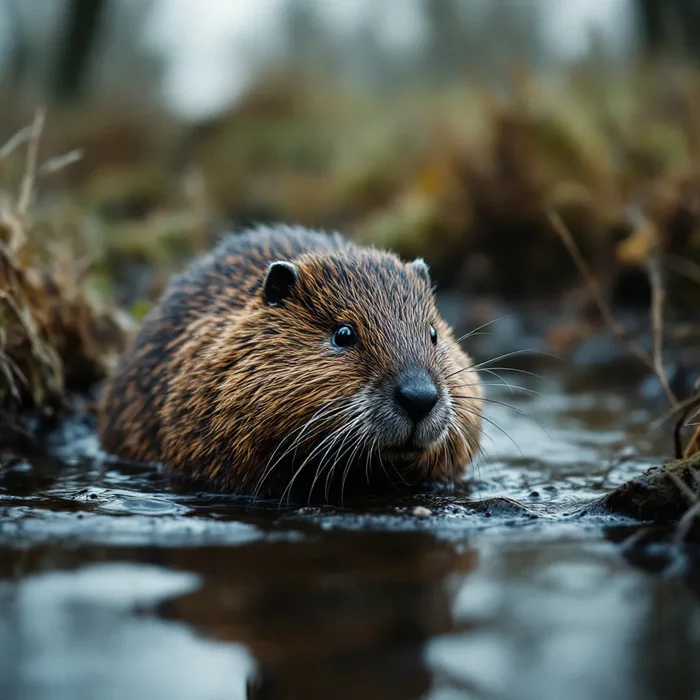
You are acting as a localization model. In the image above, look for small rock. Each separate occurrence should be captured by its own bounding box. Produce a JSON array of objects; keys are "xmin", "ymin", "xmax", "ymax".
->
[{"xmin": 412, "ymin": 506, "xmax": 432, "ymax": 517}]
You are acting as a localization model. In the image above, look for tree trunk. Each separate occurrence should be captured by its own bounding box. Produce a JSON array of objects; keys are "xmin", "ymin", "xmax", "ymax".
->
[
  {"xmin": 635, "ymin": 0, "xmax": 700, "ymax": 58},
  {"xmin": 53, "ymin": 0, "xmax": 108, "ymax": 102}
]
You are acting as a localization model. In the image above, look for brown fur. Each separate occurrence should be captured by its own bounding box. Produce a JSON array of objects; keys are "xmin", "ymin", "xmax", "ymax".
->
[{"xmin": 98, "ymin": 225, "xmax": 482, "ymax": 499}]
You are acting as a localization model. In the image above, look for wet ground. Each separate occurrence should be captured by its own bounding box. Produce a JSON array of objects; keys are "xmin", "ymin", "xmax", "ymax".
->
[{"xmin": 1, "ymin": 306, "xmax": 699, "ymax": 700}]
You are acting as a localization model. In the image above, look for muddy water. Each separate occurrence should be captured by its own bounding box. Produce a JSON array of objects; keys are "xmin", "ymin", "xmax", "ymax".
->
[{"xmin": 1, "ymin": 310, "xmax": 700, "ymax": 700}]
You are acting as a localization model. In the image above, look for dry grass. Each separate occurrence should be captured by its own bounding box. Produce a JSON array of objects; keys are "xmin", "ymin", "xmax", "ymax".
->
[
  {"xmin": 11, "ymin": 64, "xmax": 695, "ymax": 311},
  {"xmin": 0, "ymin": 111, "xmax": 130, "ymax": 452},
  {"xmin": 683, "ymin": 408, "xmax": 700, "ymax": 458},
  {"xmin": 2, "ymin": 64, "xmax": 700, "ymax": 455}
]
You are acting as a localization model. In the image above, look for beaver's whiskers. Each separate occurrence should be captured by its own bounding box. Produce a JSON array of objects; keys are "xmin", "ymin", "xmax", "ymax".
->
[{"xmin": 253, "ymin": 398, "xmax": 351, "ymax": 500}]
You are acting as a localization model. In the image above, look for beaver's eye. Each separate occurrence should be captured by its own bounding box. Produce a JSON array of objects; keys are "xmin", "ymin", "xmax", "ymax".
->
[
  {"xmin": 332, "ymin": 324, "xmax": 358, "ymax": 349},
  {"xmin": 430, "ymin": 324, "xmax": 438, "ymax": 345}
]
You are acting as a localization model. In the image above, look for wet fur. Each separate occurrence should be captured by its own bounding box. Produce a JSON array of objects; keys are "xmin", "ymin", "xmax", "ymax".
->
[{"xmin": 98, "ymin": 225, "xmax": 482, "ymax": 499}]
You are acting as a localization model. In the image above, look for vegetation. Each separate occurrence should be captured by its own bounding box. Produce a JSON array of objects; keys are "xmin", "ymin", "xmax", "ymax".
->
[
  {"xmin": 1, "ymin": 64, "xmax": 699, "ymax": 441},
  {"xmin": 1, "ymin": 2, "xmax": 699, "ymax": 529},
  {"xmin": 0, "ymin": 110, "xmax": 129, "ymax": 453}
]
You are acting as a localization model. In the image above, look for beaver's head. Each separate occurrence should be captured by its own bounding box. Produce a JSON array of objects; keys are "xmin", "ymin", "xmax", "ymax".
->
[{"xmin": 213, "ymin": 245, "xmax": 482, "ymax": 500}]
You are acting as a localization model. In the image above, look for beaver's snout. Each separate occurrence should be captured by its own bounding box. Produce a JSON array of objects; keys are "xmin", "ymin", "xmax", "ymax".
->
[
  {"xmin": 370, "ymin": 368, "xmax": 448, "ymax": 453},
  {"xmin": 394, "ymin": 370, "xmax": 439, "ymax": 422}
]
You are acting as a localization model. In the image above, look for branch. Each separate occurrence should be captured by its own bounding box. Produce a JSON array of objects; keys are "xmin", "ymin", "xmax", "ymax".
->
[
  {"xmin": 17, "ymin": 108, "xmax": 46, "ymax": 217},
  {"xmin": 647, "ymin": 249, "xmax": 677, "ymax": 409},
  {"xmin": 549, "ymin": 211, "xmax": 678, "ymax": 410}
]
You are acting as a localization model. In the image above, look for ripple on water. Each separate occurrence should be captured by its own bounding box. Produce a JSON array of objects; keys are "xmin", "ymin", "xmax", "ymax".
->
[{"xmin": 0, "ymin": 363, "xmax": 697, "ymax": 700}]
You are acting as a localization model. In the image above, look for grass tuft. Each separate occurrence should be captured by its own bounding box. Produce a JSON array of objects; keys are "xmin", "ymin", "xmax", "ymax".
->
[{"xmin": 0, "ymin": 111, "xmax": 130, "ymax": 453}]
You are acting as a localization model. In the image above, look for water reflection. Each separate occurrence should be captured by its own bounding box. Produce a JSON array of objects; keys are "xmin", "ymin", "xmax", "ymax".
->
[
  {"xmin": 0, "ymin": 561, "xmax": 254, "ymax": 700},
  {"xmin": 1, "ymin": 358, "xmax": 699, "ymax": 699},
  {"xmin": 1, "ymin": 533, "xmax": 699, "ymax": 700},
  {"xmin": 429, "ymin": 542, "xmax": 648, "ymax": 700},
  {"xmin": 161, "ymin": 533, "xmax": 477, "ymax": 700}
]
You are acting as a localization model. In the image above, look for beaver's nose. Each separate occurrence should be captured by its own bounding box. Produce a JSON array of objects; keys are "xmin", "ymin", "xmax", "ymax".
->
[{"xmin": 395, "ymin": 371, "xmax": 439, "ymax": 422}]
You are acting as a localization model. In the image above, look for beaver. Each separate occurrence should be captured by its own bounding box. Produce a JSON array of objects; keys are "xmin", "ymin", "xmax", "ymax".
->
[{"xmin": 98, "ymin": 225, "xmax": 482, "ymax": 501}]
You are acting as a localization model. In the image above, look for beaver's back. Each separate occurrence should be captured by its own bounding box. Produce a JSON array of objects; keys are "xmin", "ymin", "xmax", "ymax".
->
[
  {"xmin": 154, "ymin": 225, "xmax": 347, "ymax": 337},
  {"xmin": 98, "ymin": 225, "xmax": 347, "ymax": 462}
]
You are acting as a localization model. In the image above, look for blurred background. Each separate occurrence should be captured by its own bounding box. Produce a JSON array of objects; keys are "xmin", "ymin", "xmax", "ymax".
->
[
  {"xmin": 1, "ymin": 0, "xmax": 700, "ymax": 416},
  {"xmin": 5, "ymin": 7, "xmax": 700, "ymax": 700}
]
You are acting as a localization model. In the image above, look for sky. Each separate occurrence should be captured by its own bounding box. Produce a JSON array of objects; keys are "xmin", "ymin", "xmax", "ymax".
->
[
  {"xmin": 0, "ymin": 0, "xmax": 634, "ymax": 121},
  {"xmin": 144, "ymin": 0, "xmax": 634, "ymax": 120}
]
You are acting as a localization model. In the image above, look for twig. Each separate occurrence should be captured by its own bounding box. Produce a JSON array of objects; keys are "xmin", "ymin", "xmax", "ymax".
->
[
  {"xmin": 671, "ymin": 466, "xmax": 700, "ymax": 545},
  {"xmin": 675, "ymin": 394, "xmax": 700, "ymax": 459},
  {"xmin": 549, "ymin": 211, "xmax": 678, "ymax": 408},
  {"xmin": 549, "ymin": 208, "xmax": 700, "ymax": 530},
  {"xmin": 667, "ymin": 253, "xmax": 700, "ymax": 286},
  {"xmin": 684, "ymin": 422, "xmax": 700, "ymax": 459},
  {"xmin": 650, "ymin": 392, "xmax": 700, "ymax": 431},
  {"xmin": 674, "ymin": 498, "xmax": 700, "ymax": 545},
  {"xmin": 647, "ymin": 250, "xmax": 677, "ymax": 409},
  {"xmin": 17, "ymin": 108, "xmax": 46, "ymax": 217},
  {"xmin": 39, "ymin": 149, "xmax": 83, "ymax": 177},
  {"xmin": 0, "ymin": 126, "xmax": 33, "ymax": 162},
  {"xmin": 667, "ymin": 469, "xmax": 699, "ymax": 505}
]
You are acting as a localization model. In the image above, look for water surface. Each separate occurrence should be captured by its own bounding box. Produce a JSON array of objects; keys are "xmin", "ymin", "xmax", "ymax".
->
[{"xmin": 1, "ymin": 311, "xmax": 698, "ymax": 700}]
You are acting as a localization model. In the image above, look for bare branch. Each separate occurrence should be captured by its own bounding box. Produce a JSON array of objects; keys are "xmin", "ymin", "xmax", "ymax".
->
[
  {"xmin": 550, "ymin": 213, "xmax": 656, "ymax": 368},
  {"xmin": 549, "ymin": 210, "xmax": 679, "ymax": 411},
  {"xmin": 684, "ymin": 422, "xmax": 700, "ymax": 459},
  {"xmin": 647, "ymin": 250, "xmax": 678, "ymax": 409},
  {"xmin": 17, "ymin": 108, "xmax": 46, "ymax": 217},
  {"xmin": 0, "ymin": 126, "xmax": 33, "ymax": 162},
  {"xmin": 39, "ymin": 149, "xmax": 83, "ymax": 177},
  {"xmin": 667, "ymin": 469, "xmax": 699, "ymax": 505},
  {"xmin": 675, "ymin": 394, "xmax": 700, "ymax": 458}
]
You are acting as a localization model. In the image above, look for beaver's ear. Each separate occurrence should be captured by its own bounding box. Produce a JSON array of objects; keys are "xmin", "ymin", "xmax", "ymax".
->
[
  {"xmin": 409, "ymin": 257, "xmax": 430, "ymax": 285},
  {"xmin": 263, "ymin": 261, "xmax": 298, "ymax": 306}
]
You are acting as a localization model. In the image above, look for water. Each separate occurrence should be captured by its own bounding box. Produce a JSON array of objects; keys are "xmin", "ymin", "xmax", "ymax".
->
[{"xmin": 1, "ymin": 313, "xmax": 699, "ymax": 700}]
